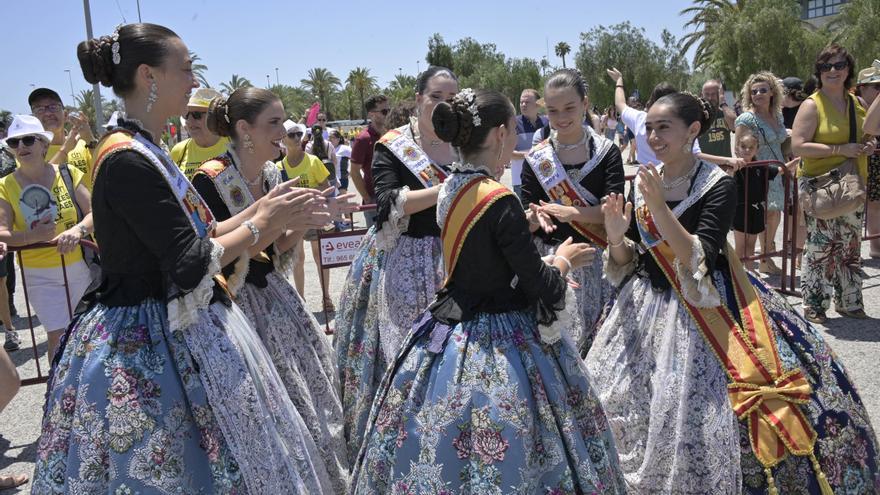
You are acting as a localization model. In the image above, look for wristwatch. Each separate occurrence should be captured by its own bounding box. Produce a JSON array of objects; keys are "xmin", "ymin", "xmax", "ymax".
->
[
  {"xmin": 85, "ymin": 140, "xmax": 98, "ymax": 149},
  {"xmin": 78, "ymin": 224, "xmax": 88, "ymax": 238}
]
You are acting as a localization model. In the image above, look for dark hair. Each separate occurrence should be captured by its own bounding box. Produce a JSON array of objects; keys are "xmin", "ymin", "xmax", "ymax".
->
[
  {"xmin": 416, "ymin": 66, "xmax": 458, "ymax": 94},
  {"xmin": 311, "ymin": 125, "xmax": 329, "ymax": 159},
  {"xmin": 814, "ymin": 43, "xmax": 855, "ymax": 89},
  {"xmin": 77, "ymin": 23, "xmax": 180, "ymax": 98},
  {"xmin": 521, "ymin": 88, "xmax": 540, "ymax": 100},
  {"xmin": 364, "ymin": 94, "xmax": 388, "ymax": 113},
  {"xmin": 329, "ymin": 129, "xmax": 345, "ymax": 145},
  {"xmin": 432, "ymin": 89, "xmax": 514, "ymax": 155},
  {"xmin": 545, "ymin": 68, "xmax": 588, "ymax": 100},
  {"xmin": 647, "ymin": 82, "xmax": 677, "ymax": 109},
  {"xmin": 206, "ymin": 87, "xmax": 279, "ymax": 140},
  {"xmin": 803, "ymin": 75, "xmax": 819, "ymax": 96},
  {"xmin": 386, "ymin": 100, "xmax": 416, "ymax": 129},
  {"xmin": 653, "ymin": 92, "xmax": 715, "ymax": 137}
]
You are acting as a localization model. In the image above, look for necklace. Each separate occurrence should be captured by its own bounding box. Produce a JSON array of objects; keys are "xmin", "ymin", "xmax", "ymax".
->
[
  {"xmin": 660, "ymin": 162, "xmax": 698, "ymax": 190},
  {"xmin": 551, "ymin": 128, "xmax": 587, "ymax": 152},
  {"xmin": 243, "ymin": 167, "xmax": 264, "ymax": 187}
]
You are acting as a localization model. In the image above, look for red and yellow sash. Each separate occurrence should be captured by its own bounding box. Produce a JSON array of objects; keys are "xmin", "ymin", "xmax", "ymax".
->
[
  {"xmin": 440, "ymin": 177, "xmax": 513, "ymax": 284},
  {"xmin": 635, "ymin": 205, "xmax": 833, "ymax": 494}
]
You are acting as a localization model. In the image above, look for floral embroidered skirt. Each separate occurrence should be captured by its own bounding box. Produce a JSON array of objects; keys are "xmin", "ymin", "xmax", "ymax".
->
[
  {"xmin": 802, "ymin": 209, "xmax": 864, "ymax": 312},
  {"xmin": 33, "ymin": 299, "xmax": 335, "ymax": 494},
  {"xmin": 236, "ymin": 271, "xmax": 349, "ymax": 493},
  {"xmin": 586, "ymin": 268, "xmax": 880, "ymax": 493},
  {"xmin": 334, "ymin": 229, "xmax": 444, "ymax": 466},
  {"xmin": 351, "ymin": 310, "xmax": 626, "ymax": 494}
]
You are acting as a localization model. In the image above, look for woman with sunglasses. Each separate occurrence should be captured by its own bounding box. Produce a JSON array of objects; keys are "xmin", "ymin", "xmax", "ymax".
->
[
  {"xmin": 734, "ymin": 72, "xmax": 788, "ymax": 275},
  {"xmin": 170, "ymin": 88, "xmax": 230, "ymax": 178},
  {"xmin": 34, "ymin": 23, "xmax": 339, "ymax": 493},
  {"xmin": 0, "ymin": 114, "xmax": 93, "ymax": 363},
  {"xmin": 334, "ymin": 65, "xmax": 459, "ymax": 465},
  {"xmin": 792, "ymin": 44, "xmax": 875, "ymax": 324}
]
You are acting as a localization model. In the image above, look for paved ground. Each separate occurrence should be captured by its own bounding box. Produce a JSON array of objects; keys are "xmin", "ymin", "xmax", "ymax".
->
[{"xmin": 2, "ymin": 168, "xmax": 879, "ymax": 491}]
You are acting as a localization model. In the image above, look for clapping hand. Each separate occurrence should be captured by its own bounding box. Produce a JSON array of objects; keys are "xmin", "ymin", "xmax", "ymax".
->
[
  {"xmin": 538, "ymin": 200, "xmax": 578, "ymax": 224},
  {"xmin": 602, "ymin": 192, "xmax": 632, "ymax": 245},
  {"xmin": 637, "ymin": 164, "xmax": 666, "ymax": 213},
  {"xmin": 527, "ymin": 203, "xmax": 556, "ymax": 234}
]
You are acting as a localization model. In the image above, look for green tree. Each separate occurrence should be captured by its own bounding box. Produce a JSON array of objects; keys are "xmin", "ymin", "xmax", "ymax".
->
[
  {"xmin": 575, "ymin": 22, "xmax": 691, "ymax": 109},
  {"xmin": 555, "ymin": 41, "xmax": 571, "ymax": 69},
  {"xmin": 386, "ymin": 74, "xmax": 416, "ymax": 104},
  {"xmin": 74, "ymin": 89, "xmax": 106, "ymax": 131},
  {"xmin": 426, "ymin": 33, "xmax": 454, "ymax": 70},
  {"xmin": 301, "ymin": 68, "xmax": 341, "ymax": 119},
  {"xmin": 828, "ymin": 0, "xmax": 880, "ymax": 69},
  {"xmin": 269, "ymin": 84, "xmax": 312, "ymax": 120},
  {"xmin": 220, "ymin": 74, "xmax": 252, "ymax": 95},
  {"xmin": 347, "ymin": 67, "xmax": 378, "ymax": 119},
  {"xmin": 190, "ymin": 51, "xmax": 210, "ymax": 88},
  {"xmin": 680, "ymin": 0, "xmax": 747, "ymax": 71},
  {"xmin": 540, "ymin": 57, "xmax": 551, "ymax": 76}
]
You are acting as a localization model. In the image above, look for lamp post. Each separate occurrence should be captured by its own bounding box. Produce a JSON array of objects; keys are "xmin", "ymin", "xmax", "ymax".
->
[
  {"xmin": 64, "ymin": 69, "xmax": 75, "ymax": 103},
  {"xmin": 275, "ymin": 68, "xmax": 279, "ymax": 86},
  {"xmin": 82, "ymin": 0, "xmax": 104, "ymax": 129},
  {"xmin": 266, "ymin": 75, "xmax": 270, "ymax": 88},
  {"xmin": 416, "ymin": 60, "xmax": 420, "ymax": 74}
]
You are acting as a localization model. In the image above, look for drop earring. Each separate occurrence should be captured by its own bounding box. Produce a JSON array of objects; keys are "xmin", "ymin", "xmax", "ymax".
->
[
  {"xmin": 243, "ymin": 134, "xmax": 256, "ymax": 154},
  {"xmin": 146, "ymin": 80, "xmax": 158, "ymax": 113}
]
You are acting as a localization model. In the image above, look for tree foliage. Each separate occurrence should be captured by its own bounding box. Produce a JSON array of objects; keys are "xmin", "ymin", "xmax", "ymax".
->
[
  {"xmin": 385, "ymin": 74, "xmax": 417, "ymax": 104},
  {"xmin": 828, "ymin": 0, "xmax": 880, "ymax": 70},
  {"xmin": 347, "ymin": 67, "xmax": 379, "ymax": 119},
  {"xmin": 575, "ymin": 22, "xmax": 691, "ymax": 109},
  {"xmin": 555, "ymin": 42, "xmax": 571, "ymax": 68},
  {"xmin": 190, "ymin": 51, "xmax": 210, "ymax": 88},
  {"xmin": 301, "ymin": 68, "xmax": 341, "ymax": 119},
  {"xmin": 269, "ymin": 84, "xmax": 312, "ymax": 120},
  {"xmin": 220, "ymin": 74, "xmax": 252, "ymax": 95}
]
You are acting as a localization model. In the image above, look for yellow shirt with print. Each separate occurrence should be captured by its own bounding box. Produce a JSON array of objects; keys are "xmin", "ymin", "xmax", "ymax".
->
[
  {"xmin": 0, "ymin": 165, "xmax": 85, "ymax": 268},
  {"xmin": 172, "ymin": 137, "xmax": 231, "ymax": 179},
  {"xmin": 42, "ymin": 140, "xmax": 94, "ymax": 190},
  {"xmin": 277, "ymin": 152, "xmax": 330, "ymax": 188}
]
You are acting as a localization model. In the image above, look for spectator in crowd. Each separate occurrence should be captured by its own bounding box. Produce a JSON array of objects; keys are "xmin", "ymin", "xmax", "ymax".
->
[
  {"xmin": 792, "ymin": 44, "xmax": 874, "ymax": 323},
  {"xmin": 782, "ymin": 76, "xmax": 810, "ymax": 264},
  {"xmin": 171, "ymin": 88, "xmax": 230, "ymax": 178},
  {"xmin": 350, "ymin": 94, "xmax": 389, "ymax": 228},
  {"xmin": 699, "ymin": 79, "xmax": 737, "ymax": 163},
  {"xmin": 735, "ymin": 71, "xmax": 788, "ymax": 275},
  {"xmin": 385, "ymin": 99, "xmax": 415, "ymax": 129},
  {"xmin": 310, "ymin": 112, "xmax": 330, "ymax": 141},
  {"xmin": 856, "ymin": 65, "xmax": 880, "ymax": 257},
  {"xmin": 307, "ymin": 124, "xmax": 338, "ymax": 187},
  {"xmin": 27, "ymin": 88, "xmax": 97, "ymax": 190},
  {"xmin": 0, "ymin": 122, "xmax": 17, "ymax": 334},
  {"xmin": 864, "ymin": 60, "xmax": 880, "ymax": 136},
  {"xmin": 329, "ymin": 129, "xmax": 351, "ymax": 192},
  {"xmin": 509, "ymin": 89, "xmax": 546, "ymax": 197},
  {"xmin": 600, "ymin": 106, "xmax": 618, "ymax": 142},
  {"xmin": 0, "ymin": 115, "xmax": 94, "ymax": 361},
  {"xmin": 729, "ymin": 133, "xmax": 777, "ymax": 270}
]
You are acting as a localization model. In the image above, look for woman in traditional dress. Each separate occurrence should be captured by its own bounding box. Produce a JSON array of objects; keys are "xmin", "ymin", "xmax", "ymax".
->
[
  {"xmin": 33, "ymin": 23, "xmax": 337, "ymax": 493},
  {"xmin": 334, "ymin": 66, "xmax": 459, "ymax": 463},
  {"xmin": 586, "ymin": 91, "xmax": 880, "ymax": 493},
  {"xmin": 191, "ymin": 87, "xmax": 355, "ymax": 492},
  {"xmin": 521, "ymin": 69, "xmax": 624, "ymax": 351},
  {"xmin": 352, "ymin": 88, "xmax": 625, "ymax": 494}
]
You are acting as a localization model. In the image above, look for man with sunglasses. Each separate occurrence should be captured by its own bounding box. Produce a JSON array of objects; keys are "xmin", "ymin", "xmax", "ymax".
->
[
  {"xmin": 171, "ymin": 88, "xmax": 229, "ymax": 178},
  {"xmin": 28, "ymin": 88, "xmax": 96, "ymax": 190},
  {"xmin": 350, "ymin": 94, "xmax": 388, "ymax": 228}
]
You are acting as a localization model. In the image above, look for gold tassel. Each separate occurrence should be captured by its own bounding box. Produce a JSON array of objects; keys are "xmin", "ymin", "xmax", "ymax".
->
[
  {"xmin": 810, "ymin": 453, "xmax": 835, "ymax": 495},
  {"xmin": 764, "ymin": 467, "xmax": 779, "ymax": 495}
]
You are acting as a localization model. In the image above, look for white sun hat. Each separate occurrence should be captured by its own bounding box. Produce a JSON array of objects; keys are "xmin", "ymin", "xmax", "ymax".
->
[{"xmin": 3, "ymin": 114, "xmax": 53, "ymax": 145}]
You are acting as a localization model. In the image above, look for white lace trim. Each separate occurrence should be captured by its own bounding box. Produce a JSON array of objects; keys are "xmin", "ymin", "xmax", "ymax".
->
[
  {"xmin": 225, "ymin": 252, "xmax": 250, "ymax": 297},
  {"xmin": 672, "ymin": 235, "xmax": 721, "ymax": 308},
  {"xmin": 167, "ymin": 239, "xmax": 223, "ymax": 332},
  {"xmin": 376, "ymin": 186, "xmax": 410, "ymax": 250},
  {"xmin": 603, "ymin": 238, "xmax": 639, "ymax": 287},
  {"xmin": 273, "ymin": 245, "xmax": 298, "ymax": 279},
  {"xmin": 537, "ymin": 284, "xmax": 578, "ymax": 345}
]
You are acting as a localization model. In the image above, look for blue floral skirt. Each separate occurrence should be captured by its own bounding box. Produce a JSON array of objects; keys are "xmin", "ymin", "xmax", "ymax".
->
[{"xmin": 351, "ymin": 310, "xmax": 626, "ymax": 494}]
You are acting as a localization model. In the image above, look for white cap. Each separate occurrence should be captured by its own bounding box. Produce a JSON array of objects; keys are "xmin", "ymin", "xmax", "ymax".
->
[
  {"xmin": 3, "ymin": 114, "xmax": 53, "ymax": 145},
  {"xmin": 283, "ymin": 119, "xmax": 306, "ymax": 135}
]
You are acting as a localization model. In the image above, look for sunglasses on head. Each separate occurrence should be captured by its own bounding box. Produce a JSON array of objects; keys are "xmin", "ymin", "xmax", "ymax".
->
[
  {"xmin": 818, "ymin": 61, "xmax": 849, "ymax": 72},
  {"xmin": 750, "ymin": 87, "xmax": 770, "ymax": 95},
  {"xmin": 184, "ymin": 111, "xmax": 206, "ymax": 120},
  {"xmin": 7, "ymin": 135, "xmax": 40, "ymax": 148},
  {"xmin": 287, "ymin": 131, "xmax": 303, "ymax": 139},
  {"xmin": 371, "ymin": 108, "xmax": 390, "ymax": 116}
]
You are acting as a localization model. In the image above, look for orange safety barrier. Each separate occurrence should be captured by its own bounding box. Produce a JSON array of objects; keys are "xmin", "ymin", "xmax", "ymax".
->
[{"xmin": 10, "ymin": 239, "xmax": 98, "ymax": 387}]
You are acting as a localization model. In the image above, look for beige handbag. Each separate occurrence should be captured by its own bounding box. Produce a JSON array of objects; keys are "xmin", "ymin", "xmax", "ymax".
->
[{"xmin": 798, "ymin": 95, "xmax": 866, "ymax": 220}]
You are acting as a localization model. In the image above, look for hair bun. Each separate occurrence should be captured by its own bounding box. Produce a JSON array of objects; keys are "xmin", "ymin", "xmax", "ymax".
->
[
  {"xmin": 206, "ymin": 96, "xmax": 233, "ymax": 137},
  {"xmin": 432, "ymin": 101, "xmax": 462, "ymax": 146},
  {"xmin": 696, "ymin": 96, "xmax": 715, "ymax": 136},
  {"xmin": 77, "ymin": 36, "xmax": 115, "ymax": 86}
]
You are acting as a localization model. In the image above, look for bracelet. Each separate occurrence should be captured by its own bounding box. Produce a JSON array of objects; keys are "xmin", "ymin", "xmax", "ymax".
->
[
  {"xmin": 78, "ymin": 224, "xmax": 88, "ymax": 238},
  {"xmin": 555, "ymin": 254, "xmax": 572, "ymax": 272},
  {"xmin": 616, "ymin": 84, "xmax": 624, "ymax": 88},
  {"xmin": 608, "ymin": 236, "xmax": 626, "ymax": 248},
  {"xmin": 242, "ymin": 220, "xmax": 260, "ymax": 246}
]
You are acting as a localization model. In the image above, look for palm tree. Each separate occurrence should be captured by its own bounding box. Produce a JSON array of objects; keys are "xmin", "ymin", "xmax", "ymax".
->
[
  {"xmin": 220, "ymin": 74, "xmax": 252, "ymax": 95},
  {"xmin": 386, "ymin": 74, "xmax": 417, "ymax": 104},
  {"xmin": 555, "ymin": 42, "xmax": 571, "ymax": 69},
  {"xmin": 190, "ymin": 51, "xmax": 210, "ymax": 88},
  {"xmin": 346, "ymin": 67, "xmax": 378, "ymax": 120},
  {"xmin": 301, "ymin": 68, "xmax": 341, "ymax": 119},
  {"xmin": 680, "ymin": 0, "xmax": 746, "ymax": 70},
  {"xmin": 540, "ymin": 57, "xmax": 550, "ymax": 76},
  {"xmin": 74, "ymin": 89, "xmax": 106, "ymax": 130}
]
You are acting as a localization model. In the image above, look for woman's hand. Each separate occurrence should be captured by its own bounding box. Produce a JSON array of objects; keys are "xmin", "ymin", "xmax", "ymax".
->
[
  {"xmin": 726, "ymin": 156, "xmax": 747, "ymax": 171},
  {"xmin": 52, "ymin": 226, "xmax": 82, "ymax": 255},
  {"xmin": 538, "ymin": 200, "xmax": 579, "ymax": 224},
  {"xmin": 602, "ymin": 192, "xmax": 632, "ymax": 244},
  {"xmin": 637, "ymin": 164, "xmax": 667, "ymax": 213},
  {"xmin": 319, "ymin": 188, "xmax": 360, "ymax": 220},
  {"xmin": 527, "ymin": 203, "xmax": 556, "ymax": 233},
  {"xmin": 554, "ymin": 236, "xmax": 595, "ymax": 271},
  {"xmin": 28, "ymin": 220, "xmax": 57, "ymax": 245},
  {"xmin": 253, "ymin": 184, "xmax": 328, "ymax": 232},
  {"xmin": 838, "ymin": 143, "xmax": 867, "ymax": 158},
  {"xmin": 606, "ymin": 68, "xmax": 623, "ymax": 85}
]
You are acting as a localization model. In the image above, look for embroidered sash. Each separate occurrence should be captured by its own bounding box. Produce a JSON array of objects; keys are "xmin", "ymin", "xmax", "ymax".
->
[
  {"xmin": 94, "ymin": 130, "xmax": 216, "ymax": 238},
  {"xmin": 440, "ymin": 176, "xmax": 512, "ymax": 284},
  {"xmin": 379, "ymin": 126, "xmax": 448, "ymax": 188},
  {"xmin": 632, "ymin": 168, "xmax": 833, "ymax": 494},
  {"xmin": 196, "ymin": 154, "xmax": 256, "ymax": 216},
  {"xmin": 525, "ymin": 127, "xmax": 612, "ymax": 247}
]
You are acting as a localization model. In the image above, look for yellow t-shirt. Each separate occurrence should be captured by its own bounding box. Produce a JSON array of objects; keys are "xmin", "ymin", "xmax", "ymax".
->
[
  {"xmin": 172, "ymin": 137, "xmax": 231, "ymax": 179},
  {"xmin": 799, "ymin": 92, "xmax": 868, "ymax": 179},
  {"xmin": 0, "ymin": 165, "xmax": 85, "ymax": 268},
  {"xmin": 276, "ymin": 153, "xmax": 330, "ymax": 189},
  {"xmin": 45, "ymin": 140, "xmax": 94, "ymax": 190}
]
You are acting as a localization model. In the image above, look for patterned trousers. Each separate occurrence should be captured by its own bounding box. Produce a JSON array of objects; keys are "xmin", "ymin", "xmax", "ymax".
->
[{"xmin": 801, "ymin": 209, "xmax": 864, "ymax": 312}]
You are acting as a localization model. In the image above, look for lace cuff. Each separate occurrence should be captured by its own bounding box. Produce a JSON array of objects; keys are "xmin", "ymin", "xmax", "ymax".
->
[
  {"xmin": 603, "ymin": 238, "xmax": 639, "ymax": 287},
  {"xmin": 673, "ymin": 235, "xmax": 721, "ymax": 308},
  {"xmin": 225, "ymin": 252, "xmax": 250, "ymax": 298},
  {"xmin": 168, "ymin": 239, "xmax": 223, "ymax": 332},
  {"xmin": 537, "ymin": 284, "xmax": 578, "ymax": 345},
  {"xmin": 376, "ymin": 186, "xmax": 410, "ymax": 250},
  {"xmin": 273, "ymin": 245, "xmax": 298, "ymax": 279}
]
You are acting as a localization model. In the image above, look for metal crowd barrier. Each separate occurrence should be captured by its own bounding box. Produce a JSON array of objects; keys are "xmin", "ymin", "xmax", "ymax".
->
[{"xmin": 10, "ymin": 239, "xmax": 98, "ymax": 387}]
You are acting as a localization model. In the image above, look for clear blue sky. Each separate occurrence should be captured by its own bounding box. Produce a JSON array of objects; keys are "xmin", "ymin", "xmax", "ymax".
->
[{"xmin": 2, "ymin": 0, "xmax": 698, "ymax": 113}]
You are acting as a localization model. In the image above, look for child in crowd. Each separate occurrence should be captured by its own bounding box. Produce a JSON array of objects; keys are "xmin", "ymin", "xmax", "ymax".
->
[{"xmin": 731, "ymin": 132, "xmax": 778, "ymax": 270}]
